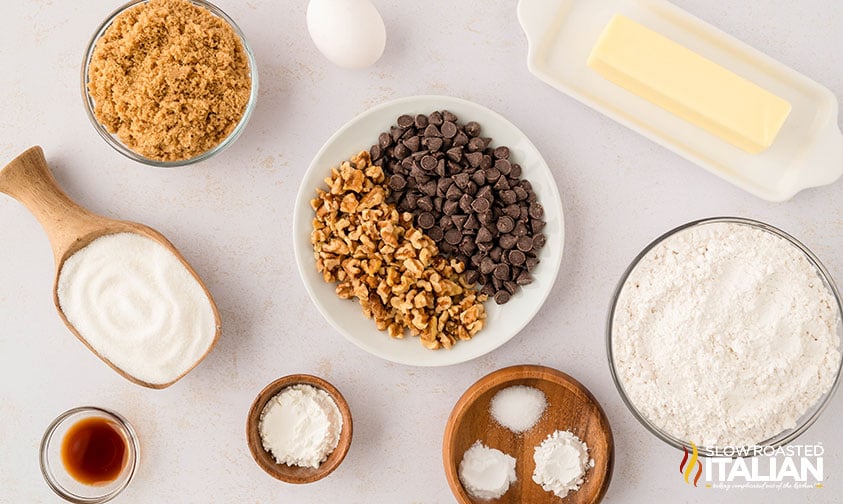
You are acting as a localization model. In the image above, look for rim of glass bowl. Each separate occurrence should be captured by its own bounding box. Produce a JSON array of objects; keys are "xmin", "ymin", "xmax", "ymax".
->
[
  {"xmin": 39, "ymin": 406, "xmax": 140, "ymax": 503},
  {"xmin": 606, "ymin": 216, "xmax": 843, "ymax": 457},
  {"xmin": 80, "ymin": 0, "xmax": 259, "ymax": 167}
]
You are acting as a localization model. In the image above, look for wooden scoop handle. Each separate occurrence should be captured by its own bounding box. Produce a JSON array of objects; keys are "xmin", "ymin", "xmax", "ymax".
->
[{"xmin": 0, "ymin": 146, "xmax": 111, "ymax": 265}]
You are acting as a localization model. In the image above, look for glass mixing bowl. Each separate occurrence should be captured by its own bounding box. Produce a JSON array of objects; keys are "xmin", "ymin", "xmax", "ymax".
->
[
  {"xmin": 81, "ymin": 0, "xmax": 259, "ymax": 167},
  {"xmin": 606, "ymin": 217, "xmax": 843, "ymax": 456}
]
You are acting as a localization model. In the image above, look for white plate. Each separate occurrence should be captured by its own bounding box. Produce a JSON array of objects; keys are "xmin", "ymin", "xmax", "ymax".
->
[{"xmin": 292, "ymin": 95, "xmax": 565, "ymax": 366}]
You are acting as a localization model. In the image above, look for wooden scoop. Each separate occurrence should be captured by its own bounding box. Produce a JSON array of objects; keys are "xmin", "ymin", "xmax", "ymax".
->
[{"xmin": 0, "ymin": 146, "xmax": 221, "ymax": 389}]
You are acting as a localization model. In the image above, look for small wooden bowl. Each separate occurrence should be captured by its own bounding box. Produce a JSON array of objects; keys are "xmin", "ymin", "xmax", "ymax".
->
[
  {"xmin": 443, "ymin": 365, "xmax": 613, "ymax": 504},
  {"xmin": 246, "ymin": 374, "xmax": 353, "ymax": 484}
]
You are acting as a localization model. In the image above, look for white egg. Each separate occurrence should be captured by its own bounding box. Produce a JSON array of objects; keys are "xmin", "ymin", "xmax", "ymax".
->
[{"xmin": 306, "ymin": 0, "xmax": 387, "ymax": 69}]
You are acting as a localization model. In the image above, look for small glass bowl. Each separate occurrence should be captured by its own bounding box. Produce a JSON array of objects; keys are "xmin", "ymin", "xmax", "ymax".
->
[
  {"xmin": 81, "ymin": 0, "xmax": 259, "ymax": 167},
  {"xmin": 40, "ymin": 407, "xmax": 140, "ymax": 503},
  {"xmin": 606, "ymin": 217, "xmax": 843, "ymax": 456}
]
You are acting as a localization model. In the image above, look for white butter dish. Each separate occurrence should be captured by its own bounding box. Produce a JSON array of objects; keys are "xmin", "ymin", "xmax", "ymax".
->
[{"xmin": 517, "ymin": 0, "xmax": 843, "ymax": 201}]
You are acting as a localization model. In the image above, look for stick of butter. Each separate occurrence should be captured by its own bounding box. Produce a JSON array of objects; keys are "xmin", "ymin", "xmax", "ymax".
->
[{"xmin": 587, "ymin": 14, "xmax": 791, "ymax": 154}]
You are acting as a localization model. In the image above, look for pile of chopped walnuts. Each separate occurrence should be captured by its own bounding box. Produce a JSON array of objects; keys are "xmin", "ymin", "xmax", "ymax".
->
[{"xmin": 311, "ymin": 151, "xmax": 486, "ymax": 350}]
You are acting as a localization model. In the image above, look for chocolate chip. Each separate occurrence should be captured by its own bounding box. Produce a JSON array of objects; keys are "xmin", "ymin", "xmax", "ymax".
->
[
  {"xmin": 477, "ymin": 227, "xmax": 493, "ymax": 243},
  {"xmin": 485, "ymin": 167, "xmax": 500, "ymax": 182},
  {"xmin": 470, "ymin": 170, "xmax": 486, "ymax": 185},
  {"xmin": 503, "ymin": 281, "xmax": 518, "ymax": 295},
  {"xmin": 424, "ymin": 124, "xmax": 441, "ymax": 137},
  {"xmin": 465, "ymin": 151, "xmax": 483, "ymax": 168},
  {"xmin": 465, "ymin": 121, "xmax": 481, "ymax": 137},
  {"xmin": 526, "ymin": 257, "xmax": 539, "ymax": 271},
  {"xmin": 510, "ymin": 164, "xmax": 522, "ymax": 178},
  {"xmin": 490, "ymin": 247, "xmax": 502, "ymax": 262},
  {"xmin": 495, "ymin": 159, "xmax": 511, "ymax": 175},
  {"xmin": 421, "ymin": 180, "xmax": 437, "ymax": 197},
  {"xmin": 464, "ymin": 213, "xmax": 480, "ymax": 229},
  {"xmin": 454, "ymin": 172, "xmax": 470, "ymax": 189},
  {"xmin": 397, "ymin": 114, "xmax": 414, "ymax": 128},
  {"xmin": 493, "ymin": 263, "xmax": 510, "ymax": 280},
  {"xmin": 445, "ymin": 184, "xmax": 462, "ymax": 201},
  {"xmin": 470, "ymin": 198, "xmax": 490, "ymax": 213},
  {"xmin": 460, "ymin": 238, "xmax": 476, "ymax": 255},
  {"xmin": 500, "ymin": 234, "xmax": 517, "ymax": 250},
  {"xmin": 533, "ymin": 233, "xmax": 546, "ymax": 248},
  {"xmin": 516, "ymin": 271, "xmax": 533, "ymax": 285},
  {"xmin": 394, "ymin": 143, "xmax": 410, "ymax": 159},
  {"xmin": 508, "ymin": 249, "xmax": 526, "ymax": 265},
  {"xmin": 529, "ymin": 203, "xmax": 544, "ymax": 219},
  {"xmin": 497, "ymin": 216, "xmax": 515, "ymax": 233},
  {"xmin": 388, "ymin": 174, "xmax": 407, "ymax": 191},
  {"xmin": 379, "ymin": 132, "xmax": 392, "ymax": 148},
  {"xmin": 459, "ymin": 193, "xmax": 473, "ymax": 213},
  {"xmin": 494, "ymin": 146, "xmax": 510, "ymax": 159},
  {"xmin": 465, "ymin": 269, "xmax": 480, "ymax": 285},
  {"xmin": 452, "ymin": 214, "xmax": 467, "ymax": 229},
  {"xmin": 427, "ymin": 137, "xmax": 443, "ymax": 152},
  {"xmin": 403, "ymin": 136, "xmax": 420, "ymax": 152},
  {"xmin": 468, "ymin": 137, "xmax": 485, "ymax": 152},
  {"xmin": 444, "ymin": 228, "xmax": 462, "ymax": 245},
  {"xmin": 480, "ymin": 257, "xmax": 496, "ymax": 274},
  {"xmin": 428, "ymin": 226, "xmax": 444, "ymax": 242},
  {"xmin": 417, "ymin": 196, "xmax": 433, "ymax": 212},
  {"xmin": 453, "ymin": 130, "xmax": 469, "ymax": 147},
  {"xmin": 513, "ymin": 221, "xmax": 529, "ymax": 237},
  {"xmin": 516, "ymin": 236, "xmax": 533, "ymax": 252},
  {"xmin": 421, "ymin": 155, "xmax": 437, "ymax": 171},
  {"xmin": 446, "ymin": 147, "xmax": 462, "ymax": 162},
  {"xmin": 481, "ymin": 282, "xmax": 496, "ymax": 297},
  {"xmin": 443, "ymin": 199, "xmax": 459, "ymax": 215},
  {"xmin": 442, "ymin": 110, "xmax": 458, "ymax": 122},
  {"xmin": 418, "ymin": 212, "xmax": 435, "ymax": 229},
  {"xmin": 493, "ymin": 290, "xmax": 511, "ymax": 304},
  {"xmin": 441, "ymin": 121, "xmax": 458, "ymax": 138},
  {"xmin": 429, "ymin": 111, "xmax": 443, "ymax": 125},
  {"xmin": 415, "ymin": 114, "xmax": 429, "ymax": 129}
]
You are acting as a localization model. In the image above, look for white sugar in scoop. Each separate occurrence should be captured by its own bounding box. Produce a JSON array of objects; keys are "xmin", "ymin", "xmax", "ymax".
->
[{"xmin": 490, "ymin": 385, "xmax": 547, "ymax": 433}]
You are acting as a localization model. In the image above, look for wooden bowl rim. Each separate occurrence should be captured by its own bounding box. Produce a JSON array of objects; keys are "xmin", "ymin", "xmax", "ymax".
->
[
  {"xmin": 246, "ymin": 374, "xmax": 353, "ymax": 484},
  {"xmin": 442, "ymin": 364, "xmax": 614, "ymax": 504}
]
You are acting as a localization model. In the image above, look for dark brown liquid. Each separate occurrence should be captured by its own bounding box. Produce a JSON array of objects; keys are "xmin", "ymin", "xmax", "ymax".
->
[{"xmin": 61, "ymin": 417, "xmax": 127, "ymax": 485}]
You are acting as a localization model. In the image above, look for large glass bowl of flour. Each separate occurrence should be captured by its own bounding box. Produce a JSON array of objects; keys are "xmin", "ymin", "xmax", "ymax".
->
[{"xmin": 607, "ymin": 217, "xmax": 843, "ymax": 456}]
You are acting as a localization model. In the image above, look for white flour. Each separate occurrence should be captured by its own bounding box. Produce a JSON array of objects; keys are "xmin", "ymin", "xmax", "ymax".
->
[
  {"xmin": 532, "ymin": 430, "xmax": 593, "ymax": 498},
  {"xmin": 613, "ymin": 222, "xmax": 841, "ymax": 447},
  {"xmin": 259, "ymin": 384, "xmax": 343, "ymax": 468}
]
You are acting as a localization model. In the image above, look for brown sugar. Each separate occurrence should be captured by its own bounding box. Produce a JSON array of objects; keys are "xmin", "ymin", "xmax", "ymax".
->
[{"xmin": 87, "ymin": 0, "xmax": 252, "ymax": 161}]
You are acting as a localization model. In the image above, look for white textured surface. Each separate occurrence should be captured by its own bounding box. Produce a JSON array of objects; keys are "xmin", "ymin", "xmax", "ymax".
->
[{"xmin": 0, "ymin": 1, "xmax": 841, "ymax": 502}]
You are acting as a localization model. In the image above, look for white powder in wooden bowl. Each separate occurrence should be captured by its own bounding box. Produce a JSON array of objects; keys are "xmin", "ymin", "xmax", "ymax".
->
[
  {"xmin": 489, "ymin": 385, "xmax": 547, "ymax": 433},
  {"xmin": 458, "ymin": 441, "xmax": 517, "ymax": 500},
  {"xmin": 259, "ymin": 384, "xmax": 343, "ymax": 468},
  {"xmin": 532, "ymin": 430, "xmax": 593, "ymax": 498},
  {"xmin": 57, "ymin": 232, "xmax": 217, "ymax": 385}
]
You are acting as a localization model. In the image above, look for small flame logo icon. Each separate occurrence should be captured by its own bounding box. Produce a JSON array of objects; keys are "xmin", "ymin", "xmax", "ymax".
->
[{"xmin": 679, "ymin": 442, "xmax": 702, "ymax": 487}]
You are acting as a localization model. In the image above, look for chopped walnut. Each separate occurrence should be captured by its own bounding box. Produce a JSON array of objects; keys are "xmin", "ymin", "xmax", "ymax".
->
[{"xmin": 311, "ymin": 150, "xmax": 486, "ymax": 350}]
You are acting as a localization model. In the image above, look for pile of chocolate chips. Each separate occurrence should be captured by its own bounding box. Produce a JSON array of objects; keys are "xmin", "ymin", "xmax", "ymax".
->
[{"xmin": 369, "ymin": 110, "xmax": 546, "ymax": 304}]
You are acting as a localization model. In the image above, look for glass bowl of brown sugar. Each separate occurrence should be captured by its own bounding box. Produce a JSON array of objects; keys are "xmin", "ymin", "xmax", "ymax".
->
[{"xmin": 81, "ymin": 0, "xmax": 259, "ymax": 167}]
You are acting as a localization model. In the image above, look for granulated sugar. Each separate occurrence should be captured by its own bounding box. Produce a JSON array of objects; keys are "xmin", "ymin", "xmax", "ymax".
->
[
  {"xmin": 490, "ymin": 385, "xmax": 547, "ymax": 433},
  {"xmin": 57, "ymin": 232, "xmax": 217, "ymax": 385},
  {"xmin": 613, "ymin": 221, "xmax": 841, "ymax": 447}
]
